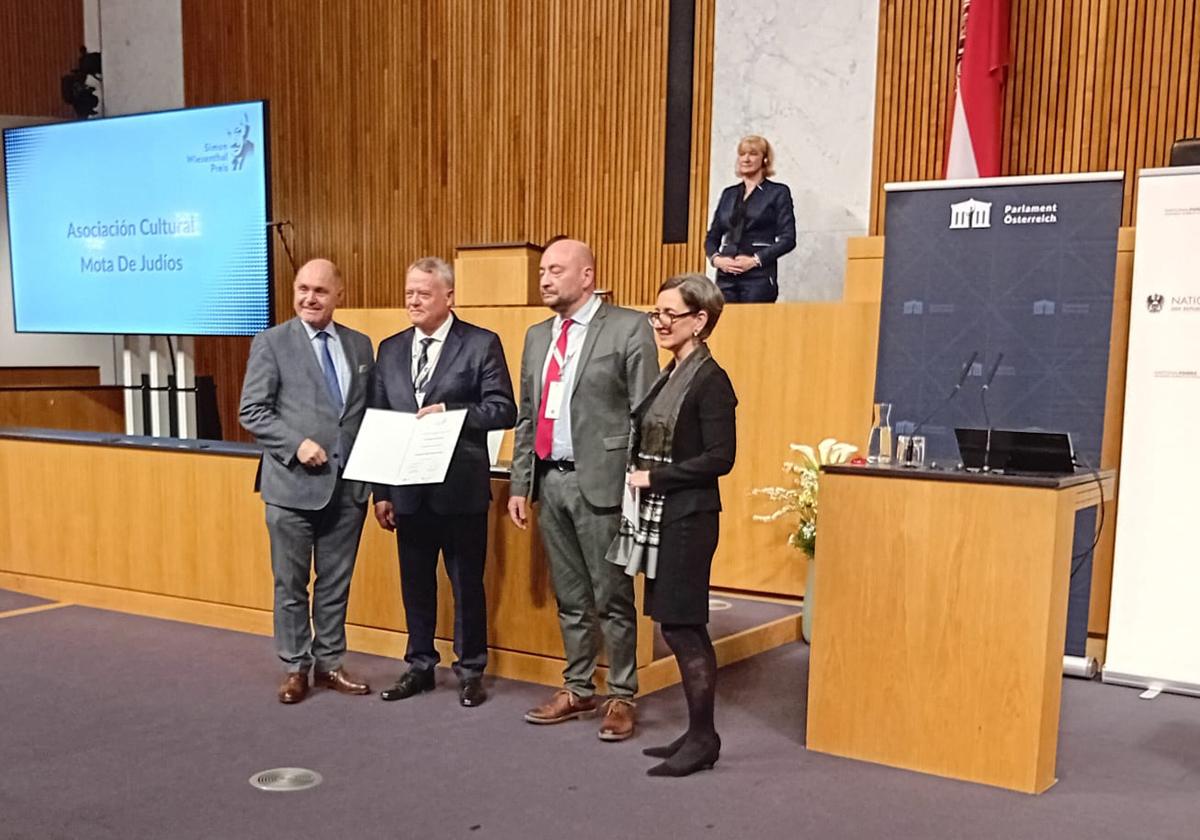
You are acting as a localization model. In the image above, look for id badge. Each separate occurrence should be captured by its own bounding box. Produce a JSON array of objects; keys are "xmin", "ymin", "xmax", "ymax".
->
[{"xmin": 544, "ymin": 380, "xmax": 565, "ymax": 419}]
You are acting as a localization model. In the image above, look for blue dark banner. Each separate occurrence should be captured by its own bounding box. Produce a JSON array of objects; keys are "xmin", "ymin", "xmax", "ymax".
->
[{"xmin": 877, "ymin": 174, "xmax": 1124, "ymax": 656}]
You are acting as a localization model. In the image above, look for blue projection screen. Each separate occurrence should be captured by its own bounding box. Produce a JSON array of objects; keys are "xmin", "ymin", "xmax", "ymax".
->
[{"xmin": 4, "ymin": 101, "xmax": 270, "ymax": 335}]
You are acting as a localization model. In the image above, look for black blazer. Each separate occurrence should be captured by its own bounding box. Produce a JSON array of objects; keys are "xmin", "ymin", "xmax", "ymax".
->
[
  {"xmin": 704, "ymin": 179, "xmax": 797, "ymax": 281},
  {"xmin": 371, "ymin": 315, "xmax": 517, "ymax": 515},
  {"xmin": 642, "ymin": 357, "xmax": 738, "ymax": 526}
]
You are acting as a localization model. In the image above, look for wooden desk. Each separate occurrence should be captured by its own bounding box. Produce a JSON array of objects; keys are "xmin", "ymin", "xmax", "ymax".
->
[
  {"xmin": 0, "ymin": 429, "xmax": 798, "ymax": 693},
  {"xmin": 806, "ymin": 465, "xmax": 1115, "ymax": 793},
  {"xmin": 0, "ymin": 430, "xmax": 651, "ymax": 687},
  {"xmin": 453, "ymin": 242, "xmax": 542, "ymax": 306}
]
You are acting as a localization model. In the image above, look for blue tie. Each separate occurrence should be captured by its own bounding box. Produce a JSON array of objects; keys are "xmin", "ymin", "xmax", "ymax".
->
[{"xmin": 316, "ymin": 331, "xmax": 344, "ymax": 411}]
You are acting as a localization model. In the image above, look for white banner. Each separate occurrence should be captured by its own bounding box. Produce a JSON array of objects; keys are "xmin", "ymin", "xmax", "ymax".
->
[{"xmin": 1105, "ymin": 166, "xmax": 1200, "ymax": 696}]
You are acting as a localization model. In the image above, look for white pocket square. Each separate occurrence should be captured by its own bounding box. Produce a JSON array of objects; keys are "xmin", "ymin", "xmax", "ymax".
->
[{"xmin": 358, "ymin": 364, "xmax": 369, "ymax": 373}]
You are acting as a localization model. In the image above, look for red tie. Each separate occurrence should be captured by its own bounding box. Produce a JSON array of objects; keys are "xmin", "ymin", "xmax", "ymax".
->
[{"xmin": 535, "ymin": 318, "xmax": 573, "ymax": 459}]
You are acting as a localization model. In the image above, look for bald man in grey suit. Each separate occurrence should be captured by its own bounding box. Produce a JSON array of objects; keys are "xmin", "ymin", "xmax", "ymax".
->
[
  {"xmin": 240, "ymin": 258, "xmax": 376, "ymax": 704},
  {"xmin": 508, "ymin": 238, "xmax": 658, "ymax": 741}
]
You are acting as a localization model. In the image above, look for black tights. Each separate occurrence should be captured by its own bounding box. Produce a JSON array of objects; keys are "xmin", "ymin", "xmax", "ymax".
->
[{"xmin": 661, "ymin": 622, "xmax": 718, "ymax": 744}]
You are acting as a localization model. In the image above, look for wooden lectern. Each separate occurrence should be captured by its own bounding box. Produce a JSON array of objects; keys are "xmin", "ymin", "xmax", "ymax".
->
[
  {"xmin": 453, "ymin": 242, "xmax": 543, "ymax": 306},
  {"xmin": 806, "ymin": 465, "xmax": 1114, "ymax": 793}
]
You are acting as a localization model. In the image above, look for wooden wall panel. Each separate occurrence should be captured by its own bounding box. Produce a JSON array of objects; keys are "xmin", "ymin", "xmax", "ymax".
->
[
  {"xmin": 870, "ymin": 0, "xmax": 1200, "ymax": 233},
  {"xmin": 0, "ymin": 388, "xmax": 123, "ymax": 433},
  {"xmin": 0, "ymin": 367, "xmax": 99, "ymax": 387},
  {"xmin": 182, "ymin": 1, "xmax": 715, "ymax": 440},
  {"xmin": 339, "ymin": 301, "xmax": 881, "ymax": 599},
  {"xmin": 0, "ymin": 0, "xmax": 83, "ymax": 118}
]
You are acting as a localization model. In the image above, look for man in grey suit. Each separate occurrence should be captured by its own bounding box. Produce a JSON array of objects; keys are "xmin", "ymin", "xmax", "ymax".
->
[
  {"xmin": 239, "ymin": 258, "xmax": 376, "ymax": 704},
  {"xmin": 508, "ymin": 238, "xmax": 658, "ymax": 741}
]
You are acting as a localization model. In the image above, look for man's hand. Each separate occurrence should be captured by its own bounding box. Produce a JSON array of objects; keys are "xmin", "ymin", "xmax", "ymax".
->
[
  {"xmin": 731, "ymin": 254, "xmax": 759, "ymax": 272},
  {"xmin": 374, "ymin": 500, "xmax": 396, "ymax": 531},
  {"xmin": 415, "ymin": 402, "xmax": 446, "ymax": 418},
  {"xmin": 296, "ymin": 438, "xmax": 328, "ymax": 467},
  {"xmin": 507, "ymin": 495, "xmax": 528, "ymax": 529},
  {"xmin": 627, "ymin": 470, "xmax": 651, "ymax": 489}
]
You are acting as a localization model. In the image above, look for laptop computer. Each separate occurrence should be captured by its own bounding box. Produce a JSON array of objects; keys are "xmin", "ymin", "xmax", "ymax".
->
[{"xmin": 954, "ymin": 428, "xmax": 1076, "ymax": 475}]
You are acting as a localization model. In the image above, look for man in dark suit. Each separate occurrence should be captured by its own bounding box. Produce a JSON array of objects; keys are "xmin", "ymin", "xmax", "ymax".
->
[
  {"xmin": 507, "ymin": 238, "xmax": 658, "ymax": 741},
  {"xmin": 372, "ymin": 256, "xmax": 516, "ymax": 707},
  {"xmin": 239, "ymin": 258, "xmax": 376, "ymax": 704}
]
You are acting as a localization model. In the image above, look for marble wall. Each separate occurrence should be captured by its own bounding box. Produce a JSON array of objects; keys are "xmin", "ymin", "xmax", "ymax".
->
[
  {"xmin": 85, "ymin": 0, "xmax": 184, "ymax": 115},
  {"xmin": 707, "ymin": 0, "xmax": 879, "ymax": 300}
]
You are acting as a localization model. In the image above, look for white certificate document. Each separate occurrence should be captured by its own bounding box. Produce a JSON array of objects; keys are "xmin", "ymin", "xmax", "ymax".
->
[
  {"xmin": 343, "ymin": 408, "xmax": 468, "ymax": 486},
  {"xmin": 486, "ymin": 429, "xmax": 504, "ymax": 466},
  {"xmin": 621, "ymin": 481, "xmax": 640, "ymax": 525}
]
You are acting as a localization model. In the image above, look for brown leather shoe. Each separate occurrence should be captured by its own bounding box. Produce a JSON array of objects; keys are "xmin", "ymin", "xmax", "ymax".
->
[
  {"xmin": 523, "ymin": 689, "xmax": 598, "ymax": 724},
  {"xmin": 314, "ymin": 667, "xmax": 371, "ymax": 695},
  {"xmin": 598, "ymin": 697, "xmax": 636, "ymax": 741},
  {"xmin": 278, "ymin": 672, "xmax": 309, "ymax": 704}
]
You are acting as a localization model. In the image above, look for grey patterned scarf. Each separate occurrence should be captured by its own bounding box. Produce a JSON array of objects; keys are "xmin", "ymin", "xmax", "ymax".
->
[{"xmin": 631, "ymin": 342, "xmax": 712, "ymax": 469}]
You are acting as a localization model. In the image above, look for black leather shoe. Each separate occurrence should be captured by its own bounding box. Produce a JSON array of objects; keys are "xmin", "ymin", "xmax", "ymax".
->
[
  {"xmin": 459, "ymin": 677, "xmax": 487, "ymax": 707},
  {"xmin": 642, "ymin": 732, "xmax": 687, "ymax": 758},
  {"xmin": 647, "ymin": 734, "xmax": 721, "ymax": 777},
  {"xmin": 380, "ymin": 669, "xmax": 435, "ymax": 701}
]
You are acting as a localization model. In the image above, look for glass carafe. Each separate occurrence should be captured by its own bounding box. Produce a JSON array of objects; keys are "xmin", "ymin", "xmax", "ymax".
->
[{"xmin": 867, "ymin": 401, "xmax": 893, "ymax": 465}]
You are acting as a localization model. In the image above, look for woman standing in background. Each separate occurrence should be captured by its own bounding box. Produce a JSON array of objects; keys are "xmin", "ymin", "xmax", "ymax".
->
[{"xmin": 704, "ymin": 135, "xmax": 796, "ymax": 303}]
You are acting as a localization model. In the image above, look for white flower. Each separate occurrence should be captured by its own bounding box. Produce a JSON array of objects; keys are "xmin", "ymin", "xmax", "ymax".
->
[{"xmin": 752, "ymin": 438, "xmax": 858, "ymax": 557}]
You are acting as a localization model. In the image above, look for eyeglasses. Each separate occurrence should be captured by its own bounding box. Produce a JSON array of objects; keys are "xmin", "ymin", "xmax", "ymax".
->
[{"xmin": 646, "ymin": 309, "xmax": 699, "ymax": 326}]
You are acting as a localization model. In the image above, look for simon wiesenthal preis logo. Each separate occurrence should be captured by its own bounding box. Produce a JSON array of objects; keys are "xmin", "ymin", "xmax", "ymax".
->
[
  {"xmin": 185, "ymin": 113, "xmax": 255, "ymax": 173},
  {"xmin": 949, "ymin": 198, "xmax": 992, "ymax": 229},
  {"xmin": 1147, "ymin": 294, "xmax": 1164, "ymax": 313}
]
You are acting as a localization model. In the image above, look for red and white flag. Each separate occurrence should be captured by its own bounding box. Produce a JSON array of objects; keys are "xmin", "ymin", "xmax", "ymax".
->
[{"xmin": 945, "ymin": 0, "xmax": 1011, "ymax": 179}]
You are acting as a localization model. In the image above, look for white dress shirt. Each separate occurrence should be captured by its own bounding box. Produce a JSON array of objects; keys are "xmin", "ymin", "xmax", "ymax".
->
[
  {"xmin": 541, "ymin": 294, "xmax": 601, "ymax": 461},
  {"xmin": 302, "ymin": 319, "xmax": 351, "ymax": 406},
  {"xmin": 411, "ymin": 312, "xmax": 455, "ymax": 407}
]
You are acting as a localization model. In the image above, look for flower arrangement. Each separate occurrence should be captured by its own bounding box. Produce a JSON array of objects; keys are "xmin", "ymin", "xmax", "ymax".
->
[{"xmin": 751, "ymin": 438, "xmax": 859, "ymax": 558}]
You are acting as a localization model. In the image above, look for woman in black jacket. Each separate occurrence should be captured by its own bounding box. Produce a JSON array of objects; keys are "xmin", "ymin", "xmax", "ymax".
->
[
  {"xmin": 704, "ymin": 134, "xmax": 796, "ymax": 303},
  {"xmin": 607, "ymin": 273, "xmax": 737, "ymax": 777}
]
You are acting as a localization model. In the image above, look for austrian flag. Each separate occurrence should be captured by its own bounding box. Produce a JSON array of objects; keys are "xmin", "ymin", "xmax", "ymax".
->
[{"xmin": 945, "ymin": 0, "xmax": 1011, "ymax": 179}]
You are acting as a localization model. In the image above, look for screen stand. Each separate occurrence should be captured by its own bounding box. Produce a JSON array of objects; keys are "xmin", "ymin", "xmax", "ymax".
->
[
  {"xmin": 171, "ymin": 336, "xmax": 196, "ymax": 438},
  {"xmin": 121, "ymin": 336, "xmax": 145, "ymax": 437},
  {"xmin": 121, "ymin": 335, "xmax": 196, "ymax": 438}
]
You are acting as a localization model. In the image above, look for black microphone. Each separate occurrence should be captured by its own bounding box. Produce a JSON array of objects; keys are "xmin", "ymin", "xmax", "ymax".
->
[
  {"xmin": 901, "ymin": 350, "xmax": 978, "ymax": 465},
  {"xmin": 912, "ymin": 350, "xmax": 978, "ymax": 434},
  {"xmin": 980, "ymin": 352, "xmax": 1003, "ymax": 428},
  {"xmin": 266, "ymin": 221, "xmax": 299, "ymax": 272}
]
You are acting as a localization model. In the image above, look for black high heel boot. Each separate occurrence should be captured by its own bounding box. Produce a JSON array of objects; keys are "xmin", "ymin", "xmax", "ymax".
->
[
  {"xmin": 642, "ymin": 732, "xmax": 688, "ymax": 759},
  {"xmin": 646, "ymin": 734, "xmax": 720, "ymax": 777}
]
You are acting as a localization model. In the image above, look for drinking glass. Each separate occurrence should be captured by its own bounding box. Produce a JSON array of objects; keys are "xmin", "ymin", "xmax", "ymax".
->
[{"xmin": 909, "ymin": 435, "xmax": 926, "ymax": 467}]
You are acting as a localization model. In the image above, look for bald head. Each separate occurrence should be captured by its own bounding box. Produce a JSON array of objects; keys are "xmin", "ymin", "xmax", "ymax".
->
[
  {"xmin": 295, "ymin": 258, "xmax": 343, "ymax": 289},
  {"xmin": 545, "ymin": 238, "xmax": 595, "ymax": 270},
  {"xmin": 539, "ymin": 238, "xmax": 596, "ymax": 316},
  {"xmin": 293, "ymin": 257, "xmax": 344, "ymax": 329}
]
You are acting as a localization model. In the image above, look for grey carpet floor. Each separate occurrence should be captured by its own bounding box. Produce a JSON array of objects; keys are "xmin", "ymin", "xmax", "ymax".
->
[
  {"xmin": 1, "ymin": 603, "xmax": 1197, "ymax": 840},
  {"xmin": 0, "ymin": 587, "xmax": 51, "ymax": 613}
]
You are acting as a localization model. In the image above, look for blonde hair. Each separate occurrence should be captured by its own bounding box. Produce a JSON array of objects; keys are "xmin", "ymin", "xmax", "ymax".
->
[
  {"xmin": 735, "ymin": 134, "xmax": 775, "ymax": 178},
  {"xmin": 406, "ymin": 256, "xmax": 454, "ymax": 290}
]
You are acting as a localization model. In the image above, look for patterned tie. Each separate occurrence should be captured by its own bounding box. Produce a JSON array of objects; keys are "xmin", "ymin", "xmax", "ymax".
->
[
  {"xmin": 316, "ymin": 331, "xmax": 343, "ymax": 411},
  {"xmin": 413, "ymin": 337, "xmax": 435, "ymax": 394},
  {"xmin": 535, "ymin": 318, "xmax": 573, "ymax": 459}
]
